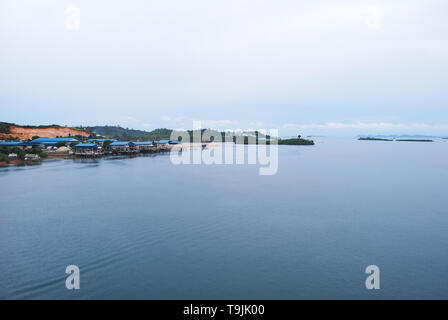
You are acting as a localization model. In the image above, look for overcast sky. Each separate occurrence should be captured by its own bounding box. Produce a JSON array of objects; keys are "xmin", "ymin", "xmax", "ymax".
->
[{"xmin": 1, "ymin": 0, "xmax": 447, "ymax": 136}]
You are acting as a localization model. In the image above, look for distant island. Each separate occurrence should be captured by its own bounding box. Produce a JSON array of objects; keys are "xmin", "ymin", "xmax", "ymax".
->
[
  {"xmin": 359, "ymin": 134, "xmax": 442, "ymax": 139},
  {"xmin": 236, "ymin": 137, "xmax": 314, "ymax": 145},
  {"xmin": 358, "ymin": 137, "xmax": 393, "ymax": 141},
  {"xmin": 395, "ymin": 139, "xmax": 433, "ymax": 142},
  {"xmin": 358, "ymin": 137, "xmax": 433, "ymax": 142}
]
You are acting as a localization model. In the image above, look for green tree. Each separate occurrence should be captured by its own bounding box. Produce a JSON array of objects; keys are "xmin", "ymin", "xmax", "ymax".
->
[{"xmin": 0, "ymin": 153, "xmax": 10, "ymax": 162}]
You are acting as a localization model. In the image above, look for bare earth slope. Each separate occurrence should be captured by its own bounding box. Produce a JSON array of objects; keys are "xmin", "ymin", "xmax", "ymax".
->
[{"xmin": 0, "ymin": 124, "xmax": 89, "ymax": 140}]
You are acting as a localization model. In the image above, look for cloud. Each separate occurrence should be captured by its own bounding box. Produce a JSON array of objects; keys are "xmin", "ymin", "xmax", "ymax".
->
[{"xmin": 1, "ymin": 0, "xmax": 447, "ymax": 128}]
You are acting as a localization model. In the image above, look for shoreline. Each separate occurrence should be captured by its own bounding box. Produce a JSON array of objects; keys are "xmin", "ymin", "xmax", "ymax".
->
[{"xmin": 0, "ymin": 150, "xmax": 177, "ymax": 167}]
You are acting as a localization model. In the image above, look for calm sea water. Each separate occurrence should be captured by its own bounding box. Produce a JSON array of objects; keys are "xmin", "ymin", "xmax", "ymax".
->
[{"xmin": 1, "ymin": 138, "xmax": 448, "ymax": 299}]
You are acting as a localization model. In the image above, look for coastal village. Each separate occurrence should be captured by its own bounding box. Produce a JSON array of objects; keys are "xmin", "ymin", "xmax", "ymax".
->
[
  {"xmin": 0, "ymin": 137, "xmax": 182, "ymax": 165},
  {"xmin": 0, "ymin": 122, "xmax": 314, "ymax": 165},
  {"xmin": 0, "ymin": 122, "xmax": 200, "ymax": 165}
]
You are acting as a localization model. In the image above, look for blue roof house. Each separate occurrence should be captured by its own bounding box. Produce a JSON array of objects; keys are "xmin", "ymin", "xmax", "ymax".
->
[
  {"xmin": 108, "ymin": 141, "xmax": 138, "ymax": 154},
  {"xmin": 134, "ymin": 141, "xmax": 156, "ymax": 152},
  {"xmin": 87, "ymin": 138, "xmax": 117, "ymax": 146},
  {"xmin": 0, "ymin": 141, "xmax": 25, "ymax": 147},
  {"xmin": 74, "ymin": 143, "xmax": 99, "ymax": 149},
  {"xmin": 73, "ymin": 143, "xmax": 102, "ymax": 156},
  {"xmin": 155, "ymin": 140, "xmax": 180, "ymax": 145},
  {"xmin": 133, "ymin": 141, "xmax": 155, "ymax": 146},
  {"xmin": 87, "ymin": 138, "xmax": 117, "ymax": 142},
  {"xmin": 109, "ymin": 141, "xmax": 136, "ymax": 147},
  {"xmin": 32, "ymin": 137, "xmax": 79, "ymax": 143}
]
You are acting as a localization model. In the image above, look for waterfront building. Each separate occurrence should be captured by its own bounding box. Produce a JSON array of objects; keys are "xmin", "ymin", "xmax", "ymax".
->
[
  {"xmin": 155, "ymin": 140, "xmax": 180, "ymax": 151},
  {"xmin": 155, "ymin": 140, "xmax": 180, "ymax": 145},
  {"xmin": 87, "ymin": 138, "xmax": 117, "ymax": 146},
  {"xmin": 73, "ymin": 143, "xmax": 102, "ymax": 157},
  {"xmin": 27, "ymin": 138, "xmax": 79, "ymax": 150},
  {"xmin": 32, "ymin": 137, "xmax": 79, "ymax": 144},
  {"xmin": 39, "ymin": 142, "xmax": 59, "ymax": 150},
  {"xmin": 133, "ymin": 141, "xmax": 156, "ymax": 153},
  {"xmin": 108, "ymin": 141, "xmax": 138, "ymax": 154},
  {"xmin": 24, "ymin": 154, "xmax": 40, "ymax": 161},
  {"xmin": 0, "ymin": 141, "xmax": 42, "ymax": 149},
  {"xmin": 0, "ymin": 141, "xmax": 25, "ymax": 147}
]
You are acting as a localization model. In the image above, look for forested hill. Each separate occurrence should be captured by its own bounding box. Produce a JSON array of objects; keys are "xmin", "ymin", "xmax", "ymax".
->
[
  {"xmin": 81, "ymin": 126, "xmax": 172, "ymax": 140},
  {"xmin": 80, "ymin": 125, "xmax": 269, "ymax": 142},
  {"xmin": 1, "ymin": 122, "xmax": 274, "ymax": 142}
]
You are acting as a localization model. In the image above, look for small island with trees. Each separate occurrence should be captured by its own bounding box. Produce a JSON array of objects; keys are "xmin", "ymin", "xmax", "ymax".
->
[
  {"xmin": 277, "ymin": 135, "xmax": 315, "ymax": 145},
  {"xmin": 236, "ymin": 134, "xmax": 315, "ymax": 145}
]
